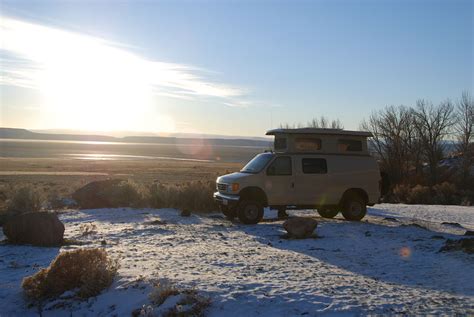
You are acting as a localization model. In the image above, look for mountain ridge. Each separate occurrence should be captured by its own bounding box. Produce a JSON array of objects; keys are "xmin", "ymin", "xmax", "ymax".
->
[{"xmin": 0, "ymin": 128, "xmax": 272, "ymax": 147}]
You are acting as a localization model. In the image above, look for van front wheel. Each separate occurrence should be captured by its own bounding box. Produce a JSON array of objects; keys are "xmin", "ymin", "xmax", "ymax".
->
[
  {"xmin": 238, "ymin": 200, "xmax": 263, "ymax": 224},
  {"xmin": 341, "ymin": 195, "xmax": 367, "ymax": 221}
]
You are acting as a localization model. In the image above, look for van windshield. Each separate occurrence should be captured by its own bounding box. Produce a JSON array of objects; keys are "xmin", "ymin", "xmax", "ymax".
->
[{"xmin": 240, "ymin": 153, "xmax": 274, "ymax": 174}]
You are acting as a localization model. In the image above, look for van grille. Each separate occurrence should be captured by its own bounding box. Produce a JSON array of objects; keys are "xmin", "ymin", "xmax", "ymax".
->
[{"xmin": 217, "ymin": 183, "xmax": 228, "ymax": 191}]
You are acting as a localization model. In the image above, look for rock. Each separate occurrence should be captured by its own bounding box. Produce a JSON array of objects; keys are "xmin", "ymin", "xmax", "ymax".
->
[
  {"xmin": 439, "ymin": 238, "xmax": 474, "ymax": 254},
  {"xmin": 181, "ymin": 209, "xmax": 191, "ymax": 217},
  {"xmin": 72, "ymin": 179, "xmax": 122, "ymax": 209},
  {"xmin": 283, "ymin": 217, "xmax": 318, "ymax": 239},
  {"xmin": 401, "ymin": 223, "xmax": 427, "ymax": 230},
  {"xmin": 3, "ymin": 212, "xmax": 64, "ymax": 246},
  {"xmin": 441, "ymin": 222, "xmax": 464, "ymax": 228},
  {"xmin": 464, "ymin": 231, "xmax": 474, "ymax": 236}
]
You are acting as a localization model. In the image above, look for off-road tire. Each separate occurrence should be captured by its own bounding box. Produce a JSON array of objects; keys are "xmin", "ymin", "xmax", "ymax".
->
[
  {"xmin": 341, "ymin": 194, "xmax": 367, "ymax": 221},
  {"xmin": 318, "ymin": 208, "xmax": 339, "ymax": 219},
  {"xmin": 237, "ymin": 200, "xmax": 264, "ymax": 224}
]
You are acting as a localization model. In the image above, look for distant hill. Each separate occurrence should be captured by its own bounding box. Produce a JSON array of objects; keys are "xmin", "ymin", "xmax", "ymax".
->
[{"xmin": 0, "ymin": 128, "xmax": 272, "ymax": 147}]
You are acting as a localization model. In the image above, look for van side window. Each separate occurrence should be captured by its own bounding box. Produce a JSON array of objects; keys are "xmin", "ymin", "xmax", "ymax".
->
[
  {"xmin": 295, "ymin": 137, "xmax": 322, "ymax": 151},
  {"xmin": 338, "ymin": 139, "xmax": 362, "ymax": 152},
  {"xmin": 274, "ymin": 137, "xmax": 287, "ymax": 151},
  {"xmin": 302, "ymin": 158, "xmax": 327, "ymax": 174},
  {"xmin": 267, "ymin": 156, "xmax": 292, "ymax": 176}
]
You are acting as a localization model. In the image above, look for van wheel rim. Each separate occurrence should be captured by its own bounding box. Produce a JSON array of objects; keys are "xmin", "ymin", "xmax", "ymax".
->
[
  {"xmin": 349, "ymin": 202, "xmax": 362, "ymax": 215},
  {"xmin": 244, "ymin": 205, "xmax": 259, "ymax": 219}
]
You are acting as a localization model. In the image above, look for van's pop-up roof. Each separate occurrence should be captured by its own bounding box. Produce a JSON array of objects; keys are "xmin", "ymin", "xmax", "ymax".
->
[
  {"xmin": 266, "ymin": 128, "xmax": 372, "ymax": 155},
  {"xmin": 266, "ymin": 128, "xmax": 372, "ymax": 137}
]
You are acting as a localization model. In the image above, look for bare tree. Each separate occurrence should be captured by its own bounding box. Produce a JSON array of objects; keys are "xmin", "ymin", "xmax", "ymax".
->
[
  {"xmin": 307, "ymin": 116, "xmax": 343, "ymax": 129},
  {"xmin": 280, "ymin": 116, "xmax": 344, "ymax": 129},
  {"xmin": 412, "ymin": 100, "xmax": 455, "ymax": 185},
  {"xmin": 361, "ymin": 106, "xmax": 419, "ymax": 184},
  {"xmin": 454, "ymin": 91, "xmax": 474, "ymax": 183}
]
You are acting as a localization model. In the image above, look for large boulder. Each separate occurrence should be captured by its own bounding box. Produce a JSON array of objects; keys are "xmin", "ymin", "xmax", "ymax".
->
[
  {"xmin": 72, "ymin": 179, "xmax": 141, "ymax": 209},
  {"xmin": 283, "ymin": 217, "xmax": 318, "ymax": 239},
  {"xmin": 3, "ymin": 212, "xmax": 65, "ymax": 246}
]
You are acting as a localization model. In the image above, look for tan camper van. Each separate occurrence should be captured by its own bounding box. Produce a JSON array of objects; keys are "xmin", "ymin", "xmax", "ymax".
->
[{"xmin": 214, "ymin": 128, "xmax": 381, "ymax": 224}]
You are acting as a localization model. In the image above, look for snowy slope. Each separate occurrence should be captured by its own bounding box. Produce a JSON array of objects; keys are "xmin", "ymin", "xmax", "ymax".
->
[{"xmin": 0, "ymin": 204, "xmax": 473, "ymax": 316}]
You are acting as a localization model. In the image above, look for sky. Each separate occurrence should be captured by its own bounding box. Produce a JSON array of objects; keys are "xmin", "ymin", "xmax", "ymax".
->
[{"xmin": 0, "ymin": 0, "xmax": 472, "ymax": 137}]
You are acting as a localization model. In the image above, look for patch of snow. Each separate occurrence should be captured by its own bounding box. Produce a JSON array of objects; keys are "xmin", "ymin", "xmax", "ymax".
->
[
  {"xmin": 369, "ymin": 204, "xmax": 474, "ymax": 230},
  {"xmin": 0, "ymin": 204, "xmax": 473, "ymax": 316}
]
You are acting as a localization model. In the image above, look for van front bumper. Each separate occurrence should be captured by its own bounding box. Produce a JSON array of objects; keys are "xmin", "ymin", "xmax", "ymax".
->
[{"xmin": 213, "ymin": 192, "xmax": 240, "ymax": 207}]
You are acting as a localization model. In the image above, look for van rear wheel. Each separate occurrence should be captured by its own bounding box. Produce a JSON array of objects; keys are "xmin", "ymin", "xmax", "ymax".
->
[
  {"xmin": 318, "ymin": 208, "xmax": 338, "ymax": 218},
  {"xmin": 341, "ymin": 195, "xmax": 367, "ymax": 221},
  {"xmin": 237, "ymin": 200, "xmax": 263, "ymax": 224}
]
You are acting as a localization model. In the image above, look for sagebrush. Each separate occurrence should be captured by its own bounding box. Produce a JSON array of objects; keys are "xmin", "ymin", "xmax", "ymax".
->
[
  {"xmin": 390, "ymin": 182, "xmax": 473, "ymax": 205},
  {"xmin": 140, "ymin": 279, "xmax": 211, "ymax": 317},
  {"xmin": 22, "ymin": 248, "xmax": 118, "ymax": 300},
  {"xmin": 148, "ymin": 180, "xmax": 217, "ymax": 212},
  {"xmin": 7, "ymin": 186, "xmax": 43, "ymax": 214}
]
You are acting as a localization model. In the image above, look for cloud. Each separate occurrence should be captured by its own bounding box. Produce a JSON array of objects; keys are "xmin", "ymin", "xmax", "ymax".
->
[{"xmin": 0, "ymin": 16, "xmax": 246, "ymax": 103}]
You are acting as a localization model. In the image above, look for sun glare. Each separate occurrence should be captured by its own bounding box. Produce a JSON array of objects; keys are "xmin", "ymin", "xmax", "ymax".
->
[
  {"xmin": 1, "ymin": 16, "xmax": 244, "ymax": 133},
  {"xmin": 1, "ymin": 17, "xmax": 158, "ymax": 131},
  {"xmin": 38, "ymin": 52, "xmax": 154, "ymax": 131}
]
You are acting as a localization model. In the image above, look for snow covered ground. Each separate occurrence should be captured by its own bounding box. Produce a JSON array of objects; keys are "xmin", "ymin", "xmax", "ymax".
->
[{"xmin": 1, "ymin": 204, "xmax": 473, "ymax": 316}]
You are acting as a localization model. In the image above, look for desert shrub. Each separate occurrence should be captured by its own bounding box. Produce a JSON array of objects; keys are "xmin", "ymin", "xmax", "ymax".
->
[
  {"xmin": 148, "ymin": 279, "xmax": 180, "ymax": 306},
  {"xmin": 22, "ymin": 248, "xmax": 118, "ymax": 300},
  {"xmin": 148, "ymin": 181, "xmax": 217, "ymax": 212},
  {"xmin": 7, "ymin": 186, "xmax": 43, "ymax": 214},
  {"xmin": 140, "ymin": 280, "xmax": 210, "ymax": 317},
  {"xmin": 459, "ymin": 190, "xmax": 474, "ymax": 206},
  {"xmin": 390, "ymin": 182, "xmax": 467, "ymax": 205},
  {"xmin": 392, "ymin": 184, "xmax": 411, "ymax": 203},
  {"xmin": 106, "ymin": 180, "xmax": 149, "ymax": 208},
  {"xmin": 433, "ymin": 182, "xmax": 460, "ymax": 205},
  {"xmin": 79, "ymin": 223, "xmax": 98, "ymax": 236},
  {"xmin": 407, "ymin": 185, "xmax": 432, "ymax": 204}
]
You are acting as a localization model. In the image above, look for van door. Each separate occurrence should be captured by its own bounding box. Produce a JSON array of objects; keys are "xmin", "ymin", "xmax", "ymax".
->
[
  {"xmin": 264, "ymin": 156, "xmax": 295, "ymax": 205},
  {"xmin": 294, "ymin": 157, "xmax": 329, "ymax": 206}
]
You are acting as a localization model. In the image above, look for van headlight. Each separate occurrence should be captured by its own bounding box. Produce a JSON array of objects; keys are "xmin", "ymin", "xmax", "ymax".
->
[{"xmin": 231, "ymin": 183, "xmax": 240, "ymax": 192}]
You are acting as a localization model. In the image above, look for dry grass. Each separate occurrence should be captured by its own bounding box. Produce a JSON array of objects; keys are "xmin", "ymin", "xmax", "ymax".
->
[
  {"xmin": 148, "ymin": 279, "xmax": 180, "ymax": 306},
  {"xmin": 162, "ymin": 290, "xmax": 211, "ymax": 317},
  {"xmin": 7, "ymin": 186, "xmax": 43, "ymax": 214},
  {"xmin": 141, "ymin": 280, "xmax": 211, "ymax": 317},
  {"xmin": 22, "ymin": 248, "xmax": 119, "ymax": 300},
  {"xmin": 148, "ymin": 180, "xmax": 217, "ymax": 212},
  {"xmin": 104, "ymin": 179, "xmax": 150, "ymax": 208},
  {"xmin": 79, "ymin": 223, "xmax": 98, "ymax": 236},
  {"xmin": 391, "ymin": 182, "xmax": 473, "ymax": 205}
]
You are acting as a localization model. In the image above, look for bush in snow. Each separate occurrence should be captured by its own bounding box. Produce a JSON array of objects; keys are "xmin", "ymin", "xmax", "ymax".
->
[
  {"xmin": 148, "ymin": 279, "xmax": 180, "ymax": 306},
  {"xmin": 7, "ymin": 186, "xmax": 43, "ymax": 214},
  {"xmin": 391, "ymin": 182, "xmax": 474, "ymax": 205},
  {"xmin": 22, "ymin": 248, "xmax": 118, "ymax": 300},
  {"xmin": 148, "ymin": 180, "xmax": 217, "ymax": 212},
  {"xmin": 432, "ymin": 182, "xmax": 459, "ymax": 205},
  {"xmin": 139, "ymin": 279, "xmax": 210, "ymax": 317},
  {"xmin": 407, "ymin": 185, "xmax": 432, "ymax": 204}
]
